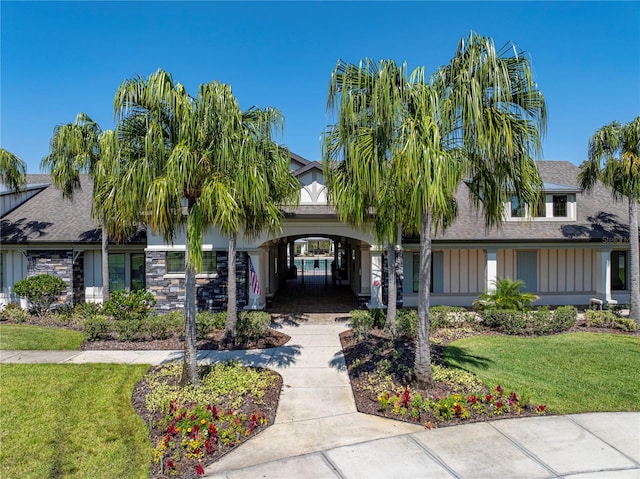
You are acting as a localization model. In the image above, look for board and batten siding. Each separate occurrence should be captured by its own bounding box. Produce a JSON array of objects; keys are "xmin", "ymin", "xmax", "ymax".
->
[
  {"xmin": 442, "ymin": 249, "xmax": 485, "ymax": 294},
  {"xmin": 498, "ymin": 247, "xmax": 596, "ymax": 293}
]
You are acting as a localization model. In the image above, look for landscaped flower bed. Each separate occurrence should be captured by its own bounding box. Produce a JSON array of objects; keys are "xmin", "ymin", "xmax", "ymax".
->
[
  {"xmin": 340, "ymin": 327, "xmax": 546, "ymax": 428},
  {"xmin": 132, "ymin": 361, "xmax": 282, "ymax": 478}
]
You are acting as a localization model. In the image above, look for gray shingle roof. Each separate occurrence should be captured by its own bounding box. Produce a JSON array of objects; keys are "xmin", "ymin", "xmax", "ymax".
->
[
  {"xmin": 433, "ymin": 161, "xmax": 629, "ymax": 243},
  {"xmin": 1, "ymin": 174, "xmax": 145, "ymax": 245},
  {"xmin": 1, "ymin": 161, "xmax": 630, "ymax": 245}
]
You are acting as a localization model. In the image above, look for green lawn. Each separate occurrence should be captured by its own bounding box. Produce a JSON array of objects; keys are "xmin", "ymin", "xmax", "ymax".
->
[
  {"xmin": 445, "ymin": 332, "xmax": 640, "ymax": 414},
  {"xmin": 0, "ymin": 364, "xmax": 151, "ymax": 479},
  {"xmin": 0, "ymin": 323, "xmax": 84, "ymax": 350}
]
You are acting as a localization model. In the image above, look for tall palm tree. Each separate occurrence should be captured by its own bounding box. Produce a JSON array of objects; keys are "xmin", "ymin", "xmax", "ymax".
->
[
  {"xmin": 0, "ymin": 148, "xmax": 27, "ymax": 191},
  {"xmin": 578, "ymin": 116, "xmax": 640, "ymax": 324},
  {"xmin": 324, "ymin": 59, "xmax": 410, "ymax": 332},
  {"xmin": 41, "ymin": 113, "xmax": 118, "ymax": 303},
  {"xmin": 222, "ymin": 107, "xmax": 299, "ymax": 344},
  {"xmin": 325, "ymin": 32, "xmax": 546, "ymax": 388},
  {"xmin": 113, "ymin": 69, "xmax": 238, "ymax": 386}
]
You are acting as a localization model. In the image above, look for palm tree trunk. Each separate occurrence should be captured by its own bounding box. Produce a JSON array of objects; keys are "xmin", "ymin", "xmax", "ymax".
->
[
  {"xmin": 101, "ymin": 221, "xmax": 110, "ymax": 304},
  {"xmin": 225, "ymin": 231, "xmax": 238, "ymax": 344},
  {"xmin": 629, "ymin": 198, "xmax": 640, "ymax": 324},
  {"xmin": 385, "ymin": 242, "xmax": 397, "ymax": 332},
  {"xmin": 415, "ymin": 210, "xmax": 433, "ymax": 388},
  {"xmin": 181, "ymin": 231, "xmax": 200, "ymax": 386}
]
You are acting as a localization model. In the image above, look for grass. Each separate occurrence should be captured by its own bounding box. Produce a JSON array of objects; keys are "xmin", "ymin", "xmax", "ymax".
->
[
  {"xmin": 0, "ymin": 364, "xmax": 151, "ymax": 479},
  {"xmin": 445, "ymin": 332, "xmax": 640, "ymax": 414},
  {"xmin": 0, "ymin": 324, "xmax": 84, "ymax": 350}
]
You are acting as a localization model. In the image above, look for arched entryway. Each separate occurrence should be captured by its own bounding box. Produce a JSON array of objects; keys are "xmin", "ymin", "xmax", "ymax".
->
[{"xmin": 252, "ymin": 230, "xmax": 378, "ymax": 314}]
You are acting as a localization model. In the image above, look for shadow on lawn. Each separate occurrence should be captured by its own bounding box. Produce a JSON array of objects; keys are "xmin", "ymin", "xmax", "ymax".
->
[{"xmin": 444, "ymin": 345, "xmax": 493, "ymax": 371}]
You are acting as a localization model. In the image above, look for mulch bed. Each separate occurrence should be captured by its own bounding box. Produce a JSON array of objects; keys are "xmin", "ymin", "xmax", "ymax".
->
[{"xmin": 80, "ymin": 329, "xmax": 291, "ymax": 351}]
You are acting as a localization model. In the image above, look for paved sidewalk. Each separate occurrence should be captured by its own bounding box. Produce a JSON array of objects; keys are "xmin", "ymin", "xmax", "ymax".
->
[{"xmin": 2, "ymin": 319, "xmax": 639, "ymax": 479}]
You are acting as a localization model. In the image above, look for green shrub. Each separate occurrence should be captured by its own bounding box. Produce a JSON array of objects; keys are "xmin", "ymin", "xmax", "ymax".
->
[
  {"xmin": 395, "ymin": 309, "xmax": 418, "ymax": 339},
  {"xmin": 430, "ymin": 306, "xmax": 468, "ymax": 330},
  {"xmin": 549, "ymin": 305, "xmax": 577, "ymax": 332},
  {"xmin": 584, "ymin": 310, "xmax": 638, "ymax": 332},
  {"xmin": 113, "ymin": 319, "xmax": 142, "ymax": 341},
  {"xmin": 196, "ymin": 311, "xmax": 216, "ymax": 340},
  {"xmin": 370, "ymin": 308, "xmax": 385, "ymax": 329},
  {"xmin": 83, "ymin": 315, "xmax": 112, "ymax": 341},
  {"xmin": 2, "ymin": 304, "xmax": 29, "ymax": 323},
  {"xmin": 103, "ymin": 290, "xmax": 156, "ymax": 322},
  {"xmin": 480, "ymin": 309, "xmax": 528, "ymax": 335},
  {"xmin": 350, "ymin": 309, "xmax": 374, "ymax": 340},
  {"xmin": 237, "ymin": 311, "xmax": 271, "ymax": 342},
  {"xmin": 12, "ymin": 274, "xmax": 67, "ymax": 317},
  {"xmin": 473, "ymin": 278, "xmax": 539, "ymax": 312},
  {"xmin": 483, "ymin": 305, "xmax": 577, "ymax": 335},
  {"xmin": 141, "ymin": 315, "xmax": 172, "ymax": 340},
  {"xmin": 613, "ymin": 317, "xmax": 639, "ymax": 332},
  {"xmin": 76, "ymin": 302, "xmax": 103, "ymax": 319}
]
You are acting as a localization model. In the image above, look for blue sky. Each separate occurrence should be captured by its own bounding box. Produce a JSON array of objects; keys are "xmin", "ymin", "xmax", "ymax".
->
[{"xmin": 1, "ymin": 1, "xmax": 639, "ymax": 173}]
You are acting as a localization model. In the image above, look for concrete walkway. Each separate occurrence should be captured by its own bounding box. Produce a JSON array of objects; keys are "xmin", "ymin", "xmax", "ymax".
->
[{"xmin": 2, "ymin": 318, "xmax": 639, "ymax": 479}]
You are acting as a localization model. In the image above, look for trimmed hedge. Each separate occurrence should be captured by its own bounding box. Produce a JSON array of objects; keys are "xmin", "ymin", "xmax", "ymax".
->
[{"xmin": 480, "ymin": 306, "xmax": 577, "ymax": 335}]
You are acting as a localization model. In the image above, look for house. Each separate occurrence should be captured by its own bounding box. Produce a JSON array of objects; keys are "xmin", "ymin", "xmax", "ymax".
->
[{"xmin": 0, "ymin": 158, "xmax": 634, "ymax": 311}]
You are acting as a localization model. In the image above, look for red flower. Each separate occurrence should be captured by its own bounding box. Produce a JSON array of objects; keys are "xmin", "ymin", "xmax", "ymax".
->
[
  {"xmin": 496, "ymin": 400, "xmax": 503, "ymax": 409},
  {"xmin": 165, "ymin": 459, "xmax": 175, "ymax": 469},
  {"xmin": 195, "ymin": 463, "xmax": 205, "ymax": 475},
  {"xmin": 466, "ymin": 395, "xmax": 477, "ymax": 404},
  {"xmin": 536, "ymin": 404, "xmax": 547, "ymax": 414},
  {"xmin": 485, "ymin": 394, "xmax": 494, "ymax": 402},
  {"xmin": 205, "ymin": 438, "xmax": 215, "ymax": 454},
  {"xmin": 509, "ymin": 391, "xmax": 519, "ymax": 403},
  {"xmin": 401, "ymin": 386, "xmax": 411, "ymax": 408},
  {"xmin": 496, "ymin": 384, "xmax": 504, "ymax": 396}
]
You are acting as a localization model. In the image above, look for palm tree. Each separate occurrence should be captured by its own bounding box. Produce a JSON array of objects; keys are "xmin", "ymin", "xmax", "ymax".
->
[
  {"xmin": 0, "ymin": 148, "xmax": 26, "ymax": 191},
  {"xmin": 222, "ymin": 107, "xmax": 299, "ymax": 344},
  {"xmin": 578, "ymin": 116, "xmax": 640, "ymax": 324},
  {"xmin": 113, "ymin": 69, "xmax": 240, "ymax": 386},
  {"xmin": 41, "ymin": 113, "xmax": 118, "ymax": 303},
  {"xmin": 324, "ymin": 32, "xmax": 546, "ymax": 388},
  {"xmin": 324, "ymin": 59, "xmax": 410, "ymax": 332}
]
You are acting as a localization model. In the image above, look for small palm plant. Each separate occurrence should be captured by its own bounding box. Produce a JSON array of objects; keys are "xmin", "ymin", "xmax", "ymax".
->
[{"xmin": 473, "ymin": 278, "xmax": 539, "ymax": 311}]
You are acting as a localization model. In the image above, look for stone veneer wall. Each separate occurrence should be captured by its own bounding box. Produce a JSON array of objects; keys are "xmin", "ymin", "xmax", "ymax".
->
[
  {"xmin": 382, "ymin": 249, "xmax": 404, "ymax": 308},
  {"xmin": 26, "ymin": 250, "xmax": 74, "ymax": 304},
  {"xmin": 146, "ymin": 250, "xmax": 248, "ymax": 313},
  {"xmin": 73, "ymin": 252, "xmax": 85, "ymax": 305}
]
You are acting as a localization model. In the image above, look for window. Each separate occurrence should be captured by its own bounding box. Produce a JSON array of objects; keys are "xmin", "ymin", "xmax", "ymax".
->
[
  {"xmin": 166, "ymin": 251, "xmax": 216, "ymax": 274},
  {"xmin": 131, "ymin": 253, "xmax": 145, "ymax": 291},
  {"xmin": 611, "ymin": 251, "xmax": 627, "ymax": 290},
  {"xmin": 108, "ymin": 254, "xmax": 126, "ymax": 292},
  {"xmin": 553, "ymin": 195, "xmax": 567, "ymax": 217},
  {"xmin": 412, "ymin": 252, "xmax": 443, "ymax": 293},
  {"xmin": 510, "ymin": 196, "xmax": 525, "ymax": 218}
]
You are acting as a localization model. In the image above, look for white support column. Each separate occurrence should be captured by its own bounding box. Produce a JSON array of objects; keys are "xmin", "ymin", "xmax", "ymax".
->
[
  {"xmin": 368, "ymin": 247, "xmax": 384, "ymax": 308},
  {"xmin": 485, "ymin": 248, "xmax": 498, "ymax": 292},
  {"xmin": 596, "ymin": 247, "xmax": 613, "ymax": 302},
  {"xmin": 360, "ymin": 245, "xmax": 371, "ymax": 294}
]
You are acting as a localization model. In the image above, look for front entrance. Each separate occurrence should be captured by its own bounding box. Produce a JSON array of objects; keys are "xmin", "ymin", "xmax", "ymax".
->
[{"xmin": 270, "ymin": 273, "xmax": 359, "ymax": 314}]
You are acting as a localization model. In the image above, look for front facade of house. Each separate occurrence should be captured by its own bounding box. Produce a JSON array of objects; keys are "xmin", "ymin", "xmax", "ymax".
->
[{"xmin": 0, "ymin": 158, "xmax": 634, "ymax": 311}]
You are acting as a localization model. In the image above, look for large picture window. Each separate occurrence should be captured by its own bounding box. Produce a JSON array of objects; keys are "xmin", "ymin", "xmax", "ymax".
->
[
  {"xmin": 108, "ymin": 253, "xmax": 126, "ymax": 292},
  {"xmin": 611, "ymin": 251, "xmax": 627, "ymax": 290},
  {"xmin": 166, "ymin": 251, "xmax": 217, "ymax": 274}
]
